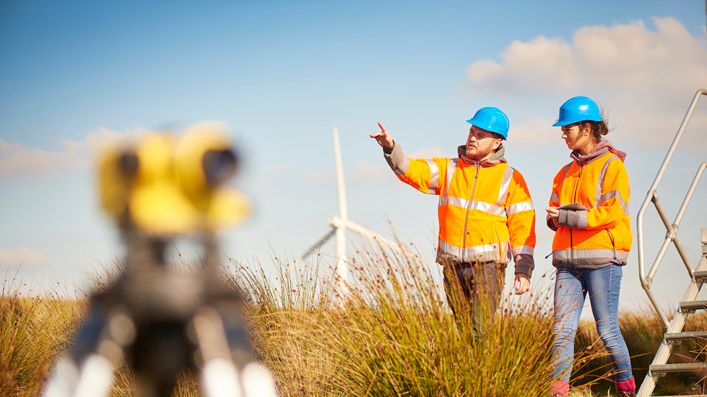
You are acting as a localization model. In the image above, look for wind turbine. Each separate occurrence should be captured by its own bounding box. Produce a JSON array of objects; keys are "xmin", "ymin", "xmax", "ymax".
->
[{"xmin": 299, "ymin": 128, "xmax": 409, "ymax": 300}]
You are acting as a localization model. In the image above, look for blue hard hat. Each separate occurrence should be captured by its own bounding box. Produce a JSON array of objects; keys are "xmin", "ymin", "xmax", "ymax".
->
[
  {"xmin": 466, "ymin": 107, "xmax": 509, "ymax": 139},
  {"xmin": 553, "ymin": 96, "xmax": 602, "ymax": 126}
]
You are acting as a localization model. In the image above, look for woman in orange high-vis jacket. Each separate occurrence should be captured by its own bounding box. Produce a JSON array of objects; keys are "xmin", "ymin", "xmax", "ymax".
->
[
  {"xmin": 546, "ymin": 96, "xmax": 635, "ymax": 397},
  {"xmin": 370, "ymin": 107, "xmax": 536, "ymax": 333}
]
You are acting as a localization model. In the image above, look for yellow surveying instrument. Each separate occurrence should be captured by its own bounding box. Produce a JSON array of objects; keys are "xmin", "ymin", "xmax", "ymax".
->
[{"xmin": 42, "ymin": 122, "xmax": 278, "ymax": 397}]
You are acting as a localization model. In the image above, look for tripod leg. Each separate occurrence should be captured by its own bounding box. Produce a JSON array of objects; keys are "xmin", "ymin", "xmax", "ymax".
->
[
  {"xmin": 240, "ymin": 362, "xmax": 278, "ymax": 397},
  {"xmin": 43, "ymin": 355, "xmax": 80, "ymax": 397},
  {"xmin": 73, "ymin": 353, "xmax": 117, "ymax": 397},
  {"xmin": 192, "ymin": 307, "xmax": 243, "ymax": 397},
  {"xmin": 43, "ymin": 349, "xmax": 117, "ymax": 397},
  {"xmin": 43, "ymin": 306, "xmax": 133, "ymax": 397},
  {"xmin": 192, "ymin": 307, "xmax": 278, "ymax": 397}
]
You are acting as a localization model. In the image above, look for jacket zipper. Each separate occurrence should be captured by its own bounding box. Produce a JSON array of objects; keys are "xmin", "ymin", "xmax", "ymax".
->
[
  {"xmin": 460, "ymin": 162, "xmax": 480, "ymax": 263},
  {"xmin": 569, "ymin": 164, "xmax": 583, "ymax": 265}
]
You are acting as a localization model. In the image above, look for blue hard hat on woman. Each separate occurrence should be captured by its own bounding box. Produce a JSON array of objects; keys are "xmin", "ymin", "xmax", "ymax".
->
[{"xmin": 553, "ymin": 96, "xmax": 602, "ymax": 126}]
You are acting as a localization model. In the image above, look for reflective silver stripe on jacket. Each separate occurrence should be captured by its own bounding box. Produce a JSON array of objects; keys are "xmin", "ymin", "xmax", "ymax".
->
[
  {"xmin": 506, "ymin": 201, "xmax": 533, "ymax": 216},
  {"xmin": 442, "ymin": 158, "xmax": 458, "ymax": 196},
  {"xmin": 598, "ymin": 189, "xmax": 629, "ymax": 214},
  {"xmin": 426, "ymin": 159, "xmax": 440, "ymax": 194},
  {"xmin": 497, "ymin": 165, "xmax": 515, "ymax": 205},
  {"xmin": 550, "ymin": 192, "xmax": 559, "ymax": 204},
  {"xmin": 552, "ymin": 248, "xmax": 629, "ymax": 267},
  {"xmin": 439, "ymin": 196, "xmax": 506, "ymax": 218},
  {"xmin": 439, "ymin": 239, "xmax": 511, "ymax": 263},
  {"xmin": 510, "ymin": 245, "xmax": 534, "ymax": 256},
  {"xmin": 594, "ymin": 156, "xmax": 629, "ymax": 215},
  {"xmin": 595, "ymin": 156, "xmax": 617, "ymax": 206}
]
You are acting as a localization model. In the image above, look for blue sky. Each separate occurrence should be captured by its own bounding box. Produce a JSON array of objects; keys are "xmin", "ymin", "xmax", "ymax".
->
[{"xmin": 1, "ymin": 1, "xmax": 706, "ymax": 315}]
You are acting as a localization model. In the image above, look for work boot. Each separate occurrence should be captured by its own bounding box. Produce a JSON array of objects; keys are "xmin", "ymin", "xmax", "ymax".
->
[
  {"xmin": 549, "ymin": 380, "xmax": 569, "ymax": 397},
  {"xmin": 615, "ymin": 377, "xmax": 636, "ymax": 397}
]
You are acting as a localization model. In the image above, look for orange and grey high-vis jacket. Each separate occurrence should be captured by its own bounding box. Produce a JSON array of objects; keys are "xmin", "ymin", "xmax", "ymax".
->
[
  {"xmin": 383, "ymin": 143, "xmax": 536, "ymax": 277},
  {"xmin": 547, "ymin": 141, "xmax": 631, "ymax": 268}
]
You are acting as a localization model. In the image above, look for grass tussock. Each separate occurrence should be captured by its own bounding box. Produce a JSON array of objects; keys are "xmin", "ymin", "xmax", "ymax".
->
[
  {"xmin": 0, "ymin": 281, "xmax": 85, "ymax": 396},
  {"xmin": 235, "ymin": 246, "xmax": 593, "ymax": 397}
]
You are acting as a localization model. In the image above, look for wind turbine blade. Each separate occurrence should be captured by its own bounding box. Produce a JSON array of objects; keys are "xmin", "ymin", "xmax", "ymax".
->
[
  {"xmin": 337, "ymin": 218, "xmax": 409, "ymax": 254},
  {"xmin": 300, "ymin": 227, "xmax": 337, "ymax": 260}
]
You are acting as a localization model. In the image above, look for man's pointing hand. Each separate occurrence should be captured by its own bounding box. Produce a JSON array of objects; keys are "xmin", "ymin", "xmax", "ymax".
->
[{"xmin": 369, "ymin": 122, "xmax": 394, "ymax": 149}]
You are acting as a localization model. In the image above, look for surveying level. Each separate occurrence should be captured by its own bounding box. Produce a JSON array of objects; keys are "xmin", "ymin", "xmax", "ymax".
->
[{"xmin": 43, "ymin": 123, "xmax": 278, "ymax": 397}]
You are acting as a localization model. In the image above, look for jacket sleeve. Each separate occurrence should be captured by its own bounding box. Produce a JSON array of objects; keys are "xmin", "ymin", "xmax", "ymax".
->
[
  {"xmin": 383, "ymin": 142, "xmax": 443, "ymax": 195},
  {"xmin": 546, "ymin": 165, "xmax": 566, "ymax": 231},
  {"xmin": 505, "ymin": 169, "xmax": 536, "ymax": 278},
  {"xmin": 558, "ymin": 158, "xmax": 629, "ymax": 230}
]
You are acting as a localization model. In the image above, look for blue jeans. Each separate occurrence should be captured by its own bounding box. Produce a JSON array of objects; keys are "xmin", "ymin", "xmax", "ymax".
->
[{"xmin": 552, "ymin": 265, "xmax": 633, "ymax": 382}]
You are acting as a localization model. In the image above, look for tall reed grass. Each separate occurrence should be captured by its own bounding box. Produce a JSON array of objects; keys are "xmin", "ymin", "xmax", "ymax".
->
[{"xmin": 233, "ymin": 245, "xmax": 601, "ymax": 396}]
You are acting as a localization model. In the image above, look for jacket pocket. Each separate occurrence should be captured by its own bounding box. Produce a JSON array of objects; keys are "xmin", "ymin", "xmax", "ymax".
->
[
  {"xmin": 605, "ymin": 229, "xmax": 617, "ymax": 260},
  {"xmin": 494, "ymin": 223, "xmax": 510, "ymax": 263}
]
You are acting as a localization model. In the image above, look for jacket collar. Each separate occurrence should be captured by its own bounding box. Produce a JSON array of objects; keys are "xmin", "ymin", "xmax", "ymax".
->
[
  {"xmin": 570, "ymin": 140, "xmax": 627, "ymax": 166},
  {"xmin": 457, "ymin": 145, "xmax": 507, "ymax": 167}
]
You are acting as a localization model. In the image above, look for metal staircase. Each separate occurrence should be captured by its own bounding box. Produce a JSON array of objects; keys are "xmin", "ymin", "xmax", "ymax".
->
[{"xmin": 637, "ymin": 88, "xmax": 707, "ymax": 397}]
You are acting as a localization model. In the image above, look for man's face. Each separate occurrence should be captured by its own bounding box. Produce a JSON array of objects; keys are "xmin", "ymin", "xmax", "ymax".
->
[{"xmin": 466, "ymin": 126, "xmax": 502, "ymax": 160}]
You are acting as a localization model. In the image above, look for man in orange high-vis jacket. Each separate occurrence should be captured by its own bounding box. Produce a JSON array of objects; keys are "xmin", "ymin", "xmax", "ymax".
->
[{"xmin": 370, "ymin": 107, "xmax": 536, "ymax": 325}]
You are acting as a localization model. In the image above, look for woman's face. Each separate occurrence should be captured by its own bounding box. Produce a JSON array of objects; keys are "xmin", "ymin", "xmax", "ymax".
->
[{"xmin": 560, "ymin": 123, "xmax": 592, "ymax": 152}]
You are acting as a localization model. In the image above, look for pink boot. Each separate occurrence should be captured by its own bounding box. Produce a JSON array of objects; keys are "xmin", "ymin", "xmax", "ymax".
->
[
  {"xmin": 615, "ymin": 377, "xmax": 636, "ymax": 397},
  {"xmin": 550, "ymin": 380, "xmax": 569, "ymax": 397}
]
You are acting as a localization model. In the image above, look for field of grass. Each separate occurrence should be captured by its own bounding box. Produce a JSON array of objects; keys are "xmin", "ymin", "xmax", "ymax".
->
[{"xmin": 1, "ymin": 247, "xmax": 705, "ymax": 396}]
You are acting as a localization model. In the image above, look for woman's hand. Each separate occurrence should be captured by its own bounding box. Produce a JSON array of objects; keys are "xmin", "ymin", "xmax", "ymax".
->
[
  {"xmin": 369, "ymin": 122, "xmax": 394, "ymax": 149},
  {"xmin": 546, "ymin": 207, "xmax": 559, "ymax": 227}
]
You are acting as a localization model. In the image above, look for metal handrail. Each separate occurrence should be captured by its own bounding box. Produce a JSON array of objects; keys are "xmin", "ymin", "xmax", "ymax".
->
[{"xmin": 637, "ymin": 88, "xmax": 707, "ymax": 327}]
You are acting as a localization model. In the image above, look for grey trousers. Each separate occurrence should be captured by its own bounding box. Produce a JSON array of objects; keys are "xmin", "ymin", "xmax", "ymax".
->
[{"xmin": 442, "ymin": 261, "xmax": 506, "ymax": 335}]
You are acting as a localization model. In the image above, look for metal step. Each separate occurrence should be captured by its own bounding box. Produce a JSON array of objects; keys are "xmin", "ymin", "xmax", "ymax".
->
[
  {"xmin": 694, "ymin": 270, "xmax": 707, "ymax": 282},
  {"xmin": 665, "ymin": 330, "xmax": 707, "ymax": 343},
  {"xmin": 650, "ymin": 362, "xmax": 707, "ymax": 375},
  {"xmin": 679, "ymin": 300, "xmax": 707, "ymax": 312}
]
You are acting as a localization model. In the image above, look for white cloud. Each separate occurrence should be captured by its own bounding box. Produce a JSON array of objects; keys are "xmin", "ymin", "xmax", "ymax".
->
[
  {"xmin": 0, "ymin": 127, "xmax": 140, "ymax": 176},
  {"xmin": 350, "ymin": 161, "xmax": 397, "ymax": 183},
  {"xmin": 0, "ymin": 248, "xmax": 48, "ymax": 267},
  {"xmin": 504, "ymin": 116, "xmax": 558, "ymax": 147},
  {"xmin": 409, "ymin": 146, "xmax": 446, "ymax": 158},
  {"xmin": 466, "ymin": 17, "xmax": 707, "ymax": 148},
  {"xmin": 0, "ymin": 123, "xmax": 244, "ymax": 176}
]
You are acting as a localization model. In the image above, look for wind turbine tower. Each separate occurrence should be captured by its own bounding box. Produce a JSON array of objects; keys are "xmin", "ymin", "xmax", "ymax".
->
[{"xmin": 300, "ymin": 128, "xmax": 408, "ymax": 300}]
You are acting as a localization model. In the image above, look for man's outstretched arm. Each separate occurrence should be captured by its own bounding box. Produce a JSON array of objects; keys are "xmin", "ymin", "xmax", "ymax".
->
[{"xmin": 370, "ymin": 122, "xmax": 443, "ymax": 195}]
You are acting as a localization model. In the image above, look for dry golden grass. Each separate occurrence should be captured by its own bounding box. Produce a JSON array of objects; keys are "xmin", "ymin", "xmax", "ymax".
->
[{"xmin": 2, "ymin": 246, "xmax": 705, "ymax": 396}]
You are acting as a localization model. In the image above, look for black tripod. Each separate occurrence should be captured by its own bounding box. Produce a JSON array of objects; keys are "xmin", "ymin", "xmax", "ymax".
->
[{"xmin": 42, "ymin": 231, "xmax": 277, "ymax": 397}]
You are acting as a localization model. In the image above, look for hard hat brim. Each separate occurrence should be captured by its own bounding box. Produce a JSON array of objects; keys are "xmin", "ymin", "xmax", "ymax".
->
[
  {"xmin": 552, "ymin": 116, "xmax": 602, "ymax": 127},
  {"xmin": 466, "ymin": 118, "xmax": 507, "ymax": 140}
]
